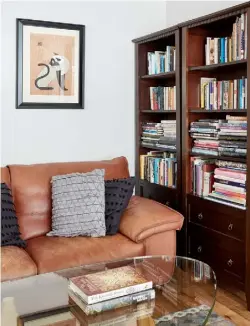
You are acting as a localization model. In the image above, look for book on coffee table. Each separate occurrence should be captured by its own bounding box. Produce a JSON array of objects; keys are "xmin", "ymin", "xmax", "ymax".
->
[
  {"xmin": 69, "ymin": 288, "xmax": 155, "ymax": 315},
  {"xmin": 69, "ymin": 266, "xmax": 152, "ymax": 304}
]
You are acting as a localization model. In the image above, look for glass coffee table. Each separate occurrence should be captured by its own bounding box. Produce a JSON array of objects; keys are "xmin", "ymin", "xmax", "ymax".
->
[{"xmin": 1, "ymin": 256, "xmax": 216, "ymax": 326}]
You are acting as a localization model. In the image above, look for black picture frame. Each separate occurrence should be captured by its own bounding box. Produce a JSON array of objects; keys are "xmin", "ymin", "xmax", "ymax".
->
[{"xmin": 16, "ymin": 18, "xmax": 85, "ymax": 109}]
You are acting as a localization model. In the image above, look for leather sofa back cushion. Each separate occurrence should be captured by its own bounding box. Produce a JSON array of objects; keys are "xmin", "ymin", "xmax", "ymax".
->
[{"xmin": 8, "ymin": 157, "xmax": 129, "ymax": 240}]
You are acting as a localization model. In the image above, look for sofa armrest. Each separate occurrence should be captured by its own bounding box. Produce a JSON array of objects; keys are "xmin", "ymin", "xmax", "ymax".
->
[{"xmin": 119, "ymin": 196, "xmax": 184, "ymax": 243}]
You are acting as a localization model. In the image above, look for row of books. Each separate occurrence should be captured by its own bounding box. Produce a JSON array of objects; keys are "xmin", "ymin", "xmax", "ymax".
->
[
  {"xmin": 147, "ymin": 46, "xmax": 176, "ymax": 74},
  {"xmin": 191, "ymin": 158, "xmax": 247, "ymax": 210},
  {"xmin": 140, "ymin": 152, "xmax": 177, "ymax": 188},
  {"xmin": 149, "ymin": 86, "xmax": 176, "ymax": 111},
  {"xmin": 200, "ymin": 77, "xmax": 247, "ymax": 110},
  {"xmin": 205, "ymin": 13, "xmax": 247, "ymax": 65},
  {"xmin": 141, "ymin": 121, "xmax": 176, "ymax": 150},
  {"xmin": 190, "ymin": 115, "xmax": 247, "ymax": 158}
]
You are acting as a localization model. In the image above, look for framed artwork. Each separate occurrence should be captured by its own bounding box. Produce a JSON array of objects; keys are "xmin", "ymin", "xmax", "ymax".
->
[{"xmin": 16, "ymin": 19, "xmax": 85, "ymax": 109}]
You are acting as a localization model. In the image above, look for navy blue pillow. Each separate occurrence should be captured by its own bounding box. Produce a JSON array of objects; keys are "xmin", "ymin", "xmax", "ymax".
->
[
  {"xmin": 1, "ymin": 183, "xmax": 26, "ymax": 248},
  {"xmin": 105, "ymin": 177, "xmax": 135, "ymax": 235}
]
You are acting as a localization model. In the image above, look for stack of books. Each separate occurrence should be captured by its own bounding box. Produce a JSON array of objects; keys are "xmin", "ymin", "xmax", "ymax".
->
[
  {"xmin": 205, "ymin": 13, "xmax": 247, "ymax": 64},
  {"xmin": 149, "ymin": 86, "xmax": 176, "ymax": 111},
  {"xmin": 190, "ymin": 158, "xmax": 215, "ymax": 197},
  {"xmin": 200, "ymin": 77, "xmax": 247, "ymax": 110},
  {"xmin": 147, "ymin": 46, "xmax": 176, "ymax": 74},
  {"xmin": 190, "ymin": 119, "xmax": 221, "ymax": 156},
  {"xmin": 141, "ymin": 122, "xmax": 163, "ymax": 147},
  {"xmin": 158, "ymin": 120, "xmax": 176, "ymax": 150},
  {"xmin": 207, "ymin": 161, "xmax": 247, "ymax": 209},
  {"xmin": 140, "ymin": 151, "xmax": 177, "ymax": 187},
  {"xmin": 218, "ymin": 115, "xmax": 247, "ymax": 157},
  {"xmin": 68, "ymin": 266, "xmax": 155, "ymax": 318},
  {"xmin": 190, "ymin": 116, "xmax": 247, "ymax": 158}
]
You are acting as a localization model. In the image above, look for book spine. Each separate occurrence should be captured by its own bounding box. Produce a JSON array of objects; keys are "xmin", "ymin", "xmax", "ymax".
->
[
  {"xmin": 87, "ymin": 282, "xmax": 153, "ymax": 305},
  {"xmin": 241, "ymin": 13, "xmax": 245, "ymax": 59},
  {"xmin": 214, "ymin": 81, "xmax": 217, "ymax": 110},
  {"xmin": 225, "ymin": 37, "xmax": 228, "ymax": 63},
  {"xmin": 233, "ymin": 79, "xmax": 237, "ymax": 109},
  {"xmin": 214, "ymin": 38, "xmax": 218, "ymax": 64},
  {"xmin": 206, "ymin": 38, "xmax": 210, "ymax": 65},
  {"xmin": 245, "ymin": 13, "xmax": 247, "ymax": 59}
]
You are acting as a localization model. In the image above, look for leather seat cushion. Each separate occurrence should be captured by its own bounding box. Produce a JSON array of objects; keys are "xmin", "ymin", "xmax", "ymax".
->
[
  {"xmin": 1, "ymin": 246, "xmax": 37, "ymax": 282},
  {"xmin": 26, "ymin": 233, "xmax": 144, "ymax": 274}
]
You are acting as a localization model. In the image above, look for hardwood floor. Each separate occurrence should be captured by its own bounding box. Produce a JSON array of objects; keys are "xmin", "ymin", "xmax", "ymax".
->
[{"xmin": 214, "ymin": 288, "xmax": 250, "ymax": 326}]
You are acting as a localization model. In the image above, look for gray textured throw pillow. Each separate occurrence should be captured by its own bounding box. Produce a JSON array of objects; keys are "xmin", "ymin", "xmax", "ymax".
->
[{"xmin": 47, "ymin": 169, "xmax": 106, "ymax": 237}]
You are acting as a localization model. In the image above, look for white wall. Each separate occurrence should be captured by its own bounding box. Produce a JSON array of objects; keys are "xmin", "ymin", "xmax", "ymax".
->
[
  {"xmin": 165, "ymin": 1, "xmax": 248, "ymax": 27},
  {"xmin": 1, "ymin": 1, "xmax": 167, "ymax": 173}
]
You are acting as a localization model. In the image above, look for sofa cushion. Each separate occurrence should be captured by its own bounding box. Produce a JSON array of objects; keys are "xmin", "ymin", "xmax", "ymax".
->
[
  {"xmin": 8, "ymin": 157, "xmax": 129, "ymax": 240},
  {"xmin": 48, "ymin": 170, "xmax": 106, "ymax": 238},
  {"xmin": 1, "ymin": 246, "xmax": 37, "ymax": 282},
  {"xmin": 105, "ymin": 177, "xmax": 135, "ymax": 235},
  {"xmin": 1, "ymin": 183, "xmax": 26, "ymax": 248},
  {"xmin": 26, "ymin": 233, "xmax": 144, "ymax": 274}
]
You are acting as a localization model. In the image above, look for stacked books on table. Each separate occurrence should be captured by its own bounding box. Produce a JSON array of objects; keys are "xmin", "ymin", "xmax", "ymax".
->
[
  {"xmin": 68, "ymin": 265, "xmax": 155, "ymax": 321},
  {"xmin": 140, "ymin": 151, "xmax": 177, "ymax": 187},
  {"xmin": 205, "ymin": 13, "xmax": 247, "ymax": 64},
  {"xmin": 141, "ymin": 122, "xmax": 163, "ymax": 147},
  {"xmin": 147, "ymin": 46, "xmax": 176, "ymax": 74},
  {"xmin": 190, "ymin": 116, "xmax": 247, "ymax": 158},
  {"xmin": 207, "ymin": 161, "xmax": 247, "ymax": 209},
  {"xmin": 149, "ymin": 86, "xmax": 176, "ymax": 111},
  {"xmin": 200, "ymin": 77, "xmax": 247, "ymax": 110}
]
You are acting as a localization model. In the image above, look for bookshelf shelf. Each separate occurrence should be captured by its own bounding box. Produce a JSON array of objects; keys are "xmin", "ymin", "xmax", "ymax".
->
[
  {"xmin": 189, "ymin": 59, "xmax": 247, "ymax": 71},
  {"xmin": 189, "ymin": 108, "xmax": 247, "ymax": 113},
  {"xmin": 140, "ymin": 71, "xmax": 175, "ymax": 79},
  {"xmin": 141, "ymin": 110, "xmax": 176, "ymax": 114},
  {"xmin": 141, "ymin": 144, "xmax": 176, "ymax": 153}
]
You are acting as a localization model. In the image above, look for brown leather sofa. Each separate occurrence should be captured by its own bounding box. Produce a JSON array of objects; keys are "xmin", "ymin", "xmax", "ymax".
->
[{"xmin": 1, "ymin": 156, "xmax": 183, "ymax": 282}]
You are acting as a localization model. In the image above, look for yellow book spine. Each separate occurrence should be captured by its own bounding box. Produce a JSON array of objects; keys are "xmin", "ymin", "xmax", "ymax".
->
[{"xmin": 140, "ymin": 155, "xmax": 146, "ymax": 179}]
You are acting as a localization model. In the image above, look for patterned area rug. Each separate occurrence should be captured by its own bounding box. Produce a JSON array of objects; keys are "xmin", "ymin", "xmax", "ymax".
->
[{"xmin": 155, "ymin": 305, "xmax": 235, "ymax": 325}]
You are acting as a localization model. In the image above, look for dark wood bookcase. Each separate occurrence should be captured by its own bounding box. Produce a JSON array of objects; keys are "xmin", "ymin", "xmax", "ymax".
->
[
  {"xmin": 132, "ymin": 27, "xmax": 183, "ymax": 252},
  {"xmin": 133, "ymin": 1, "xmax": 250, "ymax": 310},
  {"xmin": 181, "ymin": 2, "xmax": 250, "ymax": 309}
]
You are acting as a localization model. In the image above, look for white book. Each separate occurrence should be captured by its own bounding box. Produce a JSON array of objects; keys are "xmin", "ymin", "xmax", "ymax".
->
[
  {"xmin": 214, "ymin": 174, "xmax": 246, "ymax": 184},
  {"xmin": 233, "ymin": 79, "xmax": 237, "ymax": 109},
  {"xmin": 213, "ymin": 182, "xmax": 246, "ymax": 194},
  {"xmin": 165, "ymin": 87, "xmax": 169, "ymax": 110},
  {"xmin": 214, "ymin": 38, "xmax": 218, "ymax": 64},
  {"xmin": 206, "ymin": 37, "xmax": 210, "ymax": 65},
  {"xmin": 225, "ymin": 37, "xmax": 228, "ymax": 63},
  {"xmin": 150, "ymin": 87, "xmax": 154, "ymax": 110},
  {"xmin": 210, "ymin": 192, "xmax": 246, "ymax": 205},
  {"xmin": 173, "ymin": 49, "xmax": 176, "ymax": 70}
]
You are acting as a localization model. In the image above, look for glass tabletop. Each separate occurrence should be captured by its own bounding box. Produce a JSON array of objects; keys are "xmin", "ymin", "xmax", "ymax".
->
[{"xmin": 1, "ymin": 255, "xmax": 216, "ymax": 326}]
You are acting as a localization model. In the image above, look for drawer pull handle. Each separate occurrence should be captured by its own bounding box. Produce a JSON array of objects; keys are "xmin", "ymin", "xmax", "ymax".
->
[
  {"xmin": 165, "ymin": 201, "xmax": 170, "ymax": 206},
  {"xmin": 198, "ymin": 213, "xmax": 203, "ymax": 220},
  {"xmin": 228, "ymin": 223, "xmax": 233, "ymax": 231},
  {"xmin": 227, "ymin": 259, "xmax": 233, "ymax": 267},
  {"xmin": 197, "ymin": 246, "xmax": 202, "ymax": 253}
]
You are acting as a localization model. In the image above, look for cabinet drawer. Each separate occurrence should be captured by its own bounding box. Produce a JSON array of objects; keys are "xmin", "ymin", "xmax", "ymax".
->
[
  {"xmin": 189, "ymin": 224, "xmax": 245, "ymax": 281},
  {"xmin": 140, "ymin": 180, "xmax": 177, "ymax": 210},
  {"xmin": 187, "ymin": 194, "xmax": 245, "ymax": 241}
]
